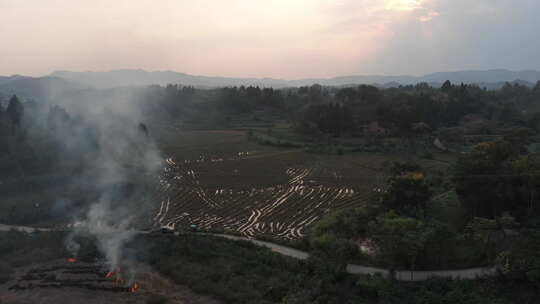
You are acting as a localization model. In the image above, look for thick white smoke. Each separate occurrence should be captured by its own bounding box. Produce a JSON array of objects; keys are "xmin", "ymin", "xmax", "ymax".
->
[
  {"xmin": 51, "ymin": 89, "xmax": 163, "ymax": 272},
  {"xmin": 77, "ymin": 197, "xmax": 137, "ymax": 270}
]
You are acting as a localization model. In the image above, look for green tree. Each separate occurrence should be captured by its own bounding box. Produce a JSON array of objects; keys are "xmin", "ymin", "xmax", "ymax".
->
[
  {"xmin": 0, "ymin": 102, "xmax": 5, "ymax": 136},
  {"xmin": 499, "ymin": 231, "xmax": 540, "ymax": 286},
  {"xmin": 454, "ymin": 140, "xmax": 540, "ymax": 220},
  {"xmin": 533, "ymin": 81, "xmax": 540, "ymax": 99},
  {"xmin": 454, "ymin": 141, "xmax": 514, "ymax": 218},
  {"xmin": 357, "ymin": 85, "xmax": 381, "ymax": 104},
  {"xmin": 441, "ymin": 80, "xmax": 453, "ymax": 92},
  {"xmin": 380, "ymin": 164, "xmax": 432, "ymax": 216},
  {"xmin": 368, "ymin": 211, "xmax": 430, "ymax": 269},
  {"xmin": 6, "ymin": 95, "xmax": 24, "ymax": 134},
  {"xmin": 510, "ymin": 155, "xmax": 540, "ymax": 219}
]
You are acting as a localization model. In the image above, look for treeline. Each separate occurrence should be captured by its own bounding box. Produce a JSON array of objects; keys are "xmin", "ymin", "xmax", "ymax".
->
[
  {"xmin": 298, "ymin": 81, "xmax": 540, "ymax": 137},
  {"xmin": 142, "ymin": 81, "xmax": 540, "ymax": 137}
]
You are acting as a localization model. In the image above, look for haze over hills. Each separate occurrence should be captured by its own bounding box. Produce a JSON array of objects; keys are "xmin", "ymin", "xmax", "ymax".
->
[
  {"xmin": 0, "ymin": 76, "xmax": 86, "ymax": 102},
  {"xmin": 49, "ymin": 69, "xmax": 540, "ymax": 89},
  {"xmin": 1, "ymin": 69, "xmax": 540, "ymax": 102}
]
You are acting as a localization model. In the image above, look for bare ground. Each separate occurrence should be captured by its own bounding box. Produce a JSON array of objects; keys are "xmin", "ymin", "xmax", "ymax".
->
[{"xmin": 0, "ymin": 259, "xmax": 221, "ymax": 304}]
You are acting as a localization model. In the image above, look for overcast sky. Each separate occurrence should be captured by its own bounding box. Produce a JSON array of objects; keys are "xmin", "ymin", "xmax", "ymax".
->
[{"xmin": 1, "ymin": 0, "xmax": 539, "ymax": 78}]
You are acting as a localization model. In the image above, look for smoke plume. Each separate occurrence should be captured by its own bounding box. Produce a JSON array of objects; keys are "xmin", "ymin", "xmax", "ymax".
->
[{"xmin": 43, "ymin": 88, "xmax": 163, "ymax": 272}]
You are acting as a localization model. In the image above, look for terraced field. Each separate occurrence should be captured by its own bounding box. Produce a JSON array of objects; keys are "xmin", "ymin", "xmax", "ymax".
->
[
  {"xmin": 150, "ymin": 149, "xmax": 388, "ymax": 240},
  {"xmin": 146, "ymin": 128, "xmax": 453, "ymax": 240}
]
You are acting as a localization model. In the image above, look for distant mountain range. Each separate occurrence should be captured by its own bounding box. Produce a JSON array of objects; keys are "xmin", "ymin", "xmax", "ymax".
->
[
  {"xmin": 1, "ymin": 69, "xmax": 540, "ymax": 101},
  {"xmin": 48, "ymin": 69, "xmax": 540, "ymax": 89},
  {"xmin": 0, "ymin": 76, "xmax": 86, "ymax": 102}
]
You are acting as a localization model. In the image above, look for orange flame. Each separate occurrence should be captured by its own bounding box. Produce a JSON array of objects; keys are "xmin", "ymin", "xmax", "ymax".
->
[
  {"xmin": 130, "ymin": 283, "xmax": 140, "ymax": 292},
  {"xmin": 67, "ymin": 258, "xmax": 77, "ymax": 263}
]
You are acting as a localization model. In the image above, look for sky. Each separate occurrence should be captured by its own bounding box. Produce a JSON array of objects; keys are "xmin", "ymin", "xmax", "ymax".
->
[{"xmin": 1, "ymin": 0, "xmax": 539, "ymax": 79}]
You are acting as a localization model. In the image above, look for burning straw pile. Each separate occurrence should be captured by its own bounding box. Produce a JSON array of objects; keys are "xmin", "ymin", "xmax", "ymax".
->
[{"xmin": 8, "ymin": 259, "xmax": 141, "ymax": 293}]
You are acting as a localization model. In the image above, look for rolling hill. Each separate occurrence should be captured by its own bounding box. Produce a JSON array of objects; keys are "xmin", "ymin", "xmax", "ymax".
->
[{"xmin": 48, "ymin": 69, "xmax": 540, "ymax": 89}]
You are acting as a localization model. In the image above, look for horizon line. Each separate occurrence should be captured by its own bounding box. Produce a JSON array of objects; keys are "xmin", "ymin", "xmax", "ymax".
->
[{"xmin": 3, "ymin": 68, "xmax": 540, "ymax": 82}]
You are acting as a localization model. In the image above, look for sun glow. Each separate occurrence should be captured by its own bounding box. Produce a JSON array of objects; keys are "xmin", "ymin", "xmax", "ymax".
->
[{"xmin": 386, "ymin": 0, "xmax": 423, "ymax": 11}]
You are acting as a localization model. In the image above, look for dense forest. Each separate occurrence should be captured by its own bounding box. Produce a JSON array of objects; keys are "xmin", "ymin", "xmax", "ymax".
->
[
  {"xmin": 139, "ymin": 81, "xmax": 540, "ymax": 134},
  {"xmin": 6, "ymin": 79, "xmax": 540, "ymax": 141}
]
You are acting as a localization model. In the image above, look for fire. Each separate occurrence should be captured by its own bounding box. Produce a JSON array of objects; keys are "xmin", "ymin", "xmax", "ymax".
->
[
  {"xmin": 130, "ymin": 283, "xmax": 140, "ymax": 292},
  {"xmin": 67, "ymin": 258, "xmax": 77, "ymax": 263},
  {"xmin": 104, "ymin": 267, "xmax": 138, "ymax": 293}
]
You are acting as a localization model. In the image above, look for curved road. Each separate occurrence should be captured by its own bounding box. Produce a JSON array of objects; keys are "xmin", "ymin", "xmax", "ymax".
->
[
  {"xmin": 206, "ymin": 233, "xmax": 309, "ymax": 260},
  {"xmin": 0, "ymin": 223, "xmax": 498, "ymax": 281}
]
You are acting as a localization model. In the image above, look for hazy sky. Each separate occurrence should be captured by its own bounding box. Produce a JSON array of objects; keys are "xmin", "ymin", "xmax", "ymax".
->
[{"xmin": 1, "ymin": 0, "xmax": 539, "ymax": 78}]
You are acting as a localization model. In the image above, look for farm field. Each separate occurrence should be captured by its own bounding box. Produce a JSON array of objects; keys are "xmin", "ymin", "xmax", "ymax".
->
[{"xmin": 149, "ymin": 129, "xmax": 452, "ymax": 240}]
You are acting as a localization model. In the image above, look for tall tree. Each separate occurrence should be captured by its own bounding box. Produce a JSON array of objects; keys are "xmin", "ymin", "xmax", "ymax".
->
[
  {"xmin": 0, "ymin": 102, "xmax": 5, "ymax": 136},
  {"xmin": 6, "ymin": 95, "xmax": 24, "ymax": 134},
  {"xmin": 380, "ymin": 164, "xmax": 432, "ymax": 216},
  {"xmin": 441, "ymin": 80, "xmax": 453, "ymax": 92},
  {"xmin": 452, "ymin": 140, "xmax": 540, "ymax": 220},
  {"xmin": 368, "ymin": 211, "xmax": 430, "ymax": 269}
]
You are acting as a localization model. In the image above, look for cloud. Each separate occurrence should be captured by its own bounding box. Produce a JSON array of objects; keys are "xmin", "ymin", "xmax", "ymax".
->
[
  {"xmin": 0, "ymin": 0, "xmax": 538, "ymax": 77},
  {"xmin": 417, "ymin": 9, "xmax": 440, "ymax": 22},
  {"xmin": 385, "ymin": 0, "xmax": 423, "ymax": 11},
  {"xmin": 360, "ymin": 0, "xmax": 540, "ymax": 75}
]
